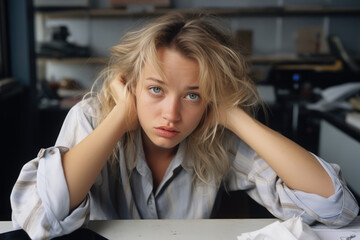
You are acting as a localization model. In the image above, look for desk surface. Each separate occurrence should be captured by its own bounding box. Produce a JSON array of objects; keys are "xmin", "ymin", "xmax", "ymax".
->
[
  {"xmin": 0, "ymin": 219, "xmax": 277, "ymax": 239},
  {"xmin": 2, "ymin": 218, "xmax": 360, "ymax": 239}
]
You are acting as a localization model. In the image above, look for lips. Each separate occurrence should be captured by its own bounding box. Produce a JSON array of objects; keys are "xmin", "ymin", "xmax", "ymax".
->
[{"xmin": 155, "ymin": 126, "xmax": 180, "ymax": 138}]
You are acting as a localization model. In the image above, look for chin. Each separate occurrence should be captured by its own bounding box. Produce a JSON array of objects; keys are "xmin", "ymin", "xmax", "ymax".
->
[
  {"xmin": 151, "ymin": 137, "xmax": 182, "ymax": 149},
  {"xmin": 154, "ymin": 141, "xmax": 179, "ymax": 150}
]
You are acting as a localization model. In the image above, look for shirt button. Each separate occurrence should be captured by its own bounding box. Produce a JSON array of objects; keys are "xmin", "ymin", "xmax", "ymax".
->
[
  {"xmin": 147, "ymin": 199, "xmax": 152, "ymax": 205},
  {"xmin": 49, "ymin": 149, "xmax": 55, "ymax": 155}
]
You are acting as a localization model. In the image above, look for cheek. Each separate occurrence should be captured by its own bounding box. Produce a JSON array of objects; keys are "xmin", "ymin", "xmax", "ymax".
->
[
  {"xmin": 135, "ymin": 95, "xmax": 147, "ymax": 117},
  {"xmin": 136, "ymin": 101, "xmax": 149, "ymax": 131},
  {"xmin": 197, "ymin": 106, "xmax": 207, "ymax": 124},
  {"xmin": 135, "ymin": 92, "xmax": 145, "ymax": 119},
  {"xmin": 187, "ymin": 107, "xmax": 206, "ymax": 127},
  {"xmin": 135, "ymin": 93, "xmax": 157, "ymax": 122}
]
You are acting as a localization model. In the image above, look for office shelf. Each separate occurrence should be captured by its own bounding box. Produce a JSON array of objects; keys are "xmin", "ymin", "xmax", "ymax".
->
[
  {"xmin": 37, "ymin": 57, "xmax": 108, "ymax": 64},
  {"xmin": 36, "ymin": 7, "xmax": 360, "ymax": 19},
  {"xmin": 37, "ymin": 55, "xmax": 340, "ymax": 65}
]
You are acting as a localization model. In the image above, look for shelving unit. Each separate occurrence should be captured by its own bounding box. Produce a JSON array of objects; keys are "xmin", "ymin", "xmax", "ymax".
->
[
  {"xmin": 35, "ymin": 6, "xmax": 360, "ymax": 67},
  {"xmin": 37, "ymin": 7, "xmax": 360, "ymax": 19},
  {"xmin": 34, "ymin": 5, "xmax": 360, "ymax": 111},
  {"xmin": 37, "ymin": 57, "xmax": 108, "ymax": 64},
  {"xmin": 37, "ymin": 54, "xmax": 340, "ymax": 65}
]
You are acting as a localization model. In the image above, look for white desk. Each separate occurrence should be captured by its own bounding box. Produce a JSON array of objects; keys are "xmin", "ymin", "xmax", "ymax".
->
[
  {"xmin": 2, "ymin": 218, "xmax": 359, "ymax": 239},
  {"xmin": 0, "ymin": 219, "xmax": 276, "ymax": 239},
  {"xmin": 0, "ymin": 221, "xmax": 13, "ymax": 235}
]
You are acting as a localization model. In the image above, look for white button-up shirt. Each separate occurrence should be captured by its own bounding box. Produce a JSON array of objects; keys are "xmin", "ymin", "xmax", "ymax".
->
[{"xmin": 10, "ymin": 98, "xmax": 359, "ymax": 239}]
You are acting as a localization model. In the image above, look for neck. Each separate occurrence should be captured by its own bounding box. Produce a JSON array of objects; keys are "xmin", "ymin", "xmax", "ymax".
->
[{"xmin": 140, "ymin": 129, "xmax": 178, "ymax": 190}]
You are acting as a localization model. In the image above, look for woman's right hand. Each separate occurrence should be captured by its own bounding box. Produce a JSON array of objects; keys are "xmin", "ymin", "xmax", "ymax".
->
[
  {"xmin": 109, "ymin": 76, "xmax": 139, "ymax": 132},
  {"xmin": 63, "ymin": 76, "xmax": 139, "ymax": 211}
]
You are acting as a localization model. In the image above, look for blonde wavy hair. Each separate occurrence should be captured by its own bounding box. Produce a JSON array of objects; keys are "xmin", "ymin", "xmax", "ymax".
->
[{"xmin": 89, "ymin": 12, "xmax": 262, "ymax": 186}]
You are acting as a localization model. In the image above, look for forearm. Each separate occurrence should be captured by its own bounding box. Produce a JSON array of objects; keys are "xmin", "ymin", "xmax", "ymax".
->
[
  {"xmin": 62, "ymin": 105, "xmax": 127, "ymax": 211},
  {"xmin": 226, "ymin": 108, "xmax": 335, "ymax": 198}
]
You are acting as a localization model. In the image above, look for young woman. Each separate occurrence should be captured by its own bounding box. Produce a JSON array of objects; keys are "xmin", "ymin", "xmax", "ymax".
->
[{"xmin": 11, "ymin": 12, "xmax": 358, "ymax": 239}]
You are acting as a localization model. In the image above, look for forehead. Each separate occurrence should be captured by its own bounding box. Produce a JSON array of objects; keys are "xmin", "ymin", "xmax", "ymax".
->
[{"xmin": 142, "ymin": 48, "xmax": 199, "ymax": 84}]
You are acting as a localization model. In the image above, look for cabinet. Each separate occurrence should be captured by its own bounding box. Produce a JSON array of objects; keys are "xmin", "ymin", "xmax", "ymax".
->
[{"xmin": 319, "ymin": 120, "xmax": 360, "ymax": 198}]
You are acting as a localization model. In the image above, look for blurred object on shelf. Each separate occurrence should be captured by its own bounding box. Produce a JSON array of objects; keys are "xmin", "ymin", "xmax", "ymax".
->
[
  {"xmin": 37, "ymin": 26, "xmax": 90, "ymax": 58},
  {"xmin": 251, "ymin": 64, "xmax": 271, "ymax": 83},
  {"xmin": 40, "ymin": 79, "xmax": 60, "ymax": 99},
  {"xmin": 349, "ymin": 97, "xmax": 360, "ymax": 111},
  {"xmin": 58, "ymin": 77, "xmax": 86, "ymax": 98},
  {"xmin": 34, "ymin": 0, "xmax": 89, "ymax": 9},
  {"xmin": 328, "ymin": 35, "xmax": 360, "ymax": 73},
  {"xmin": 39, "ymin": 76, "xmax": 85, "ymax": 99},
  {"xmin": 236, "ymin": 30, "xmax": 253, "ymax": 56},
  {"xmin": 57, "ymin": 89, "xmax": 86, "ymax": 98},
  {"xmin": 274, "ymin": 60, "xmax": 343, "ymax": 72},
  {"xmin": 59, "ymin": 78, "xmax": 82, "ymax": 90},
  {"xmin": 346, "ymin": 112, "xmax": 360, "ymax": 130},
  {"xmin": 295, "ymin": 27, "xmax": 329, "ymax": 57},
  {"xmin": 110, "ymin": 0, "xmax": 170, "ymax": 12},
  {"xmin": 60, "ymin": 95, "xmax": 84, "ymax": 109},
  {"xmin": 39, "ymin": 77, "xmax": 86, "ymax": 110},
  {"xmin": 307, "ymin": 82, "xmax": 360, "ymax": 112},
  {"xmin": 189, "ymin": 0, "xmax": 276, "ymax": 8}
]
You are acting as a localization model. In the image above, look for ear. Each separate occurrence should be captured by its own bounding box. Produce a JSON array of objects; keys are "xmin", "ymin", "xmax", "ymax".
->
[
  {"xmin": 120, "ymin": 74, "xmax": 126, "ymax": 83},
  {"xmin": 121, "ymin": 75, "xmax": 135, "ymax": 94}
]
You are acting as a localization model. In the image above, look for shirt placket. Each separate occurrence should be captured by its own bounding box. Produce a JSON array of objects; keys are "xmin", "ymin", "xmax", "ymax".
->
[{"xmin": 137, "ymin": 162, "xmax": 159, "ymax": 219}]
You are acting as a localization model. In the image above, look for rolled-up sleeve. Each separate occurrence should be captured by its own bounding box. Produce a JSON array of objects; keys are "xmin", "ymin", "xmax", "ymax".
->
[
  {"xmin": 226, "ymin": 136, "xmax": 359, "ymax": 227},
  {"xmin": 10, "ymin": 99, "xmax": 97, "ymax": 239},
  {"xmin": 11, "ymin": 148, "xmax": 90, "ymax": 239},
  {"xmin": 289, "ymin": 156, "xmax": 359, "ymax": 226}
]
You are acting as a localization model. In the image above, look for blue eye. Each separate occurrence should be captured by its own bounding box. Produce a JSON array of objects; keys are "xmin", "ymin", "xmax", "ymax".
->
[
  {"xmin": 150, "ymin": 87, "xmax": 162, "ymax": 94},
  {"xmin": 186, "ymin": 93, "xmax": 200, "ymax": 101}
]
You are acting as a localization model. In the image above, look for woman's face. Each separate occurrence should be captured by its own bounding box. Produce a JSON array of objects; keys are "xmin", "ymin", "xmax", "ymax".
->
[{"xmin": 135, "ymin": 47, "xmax": 207, "ymax": 152}]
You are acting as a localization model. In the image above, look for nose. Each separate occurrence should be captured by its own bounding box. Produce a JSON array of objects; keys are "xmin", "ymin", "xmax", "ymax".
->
[{"xmin": 162, "ymin": 96, "xmax": 181, "ymax": 122}]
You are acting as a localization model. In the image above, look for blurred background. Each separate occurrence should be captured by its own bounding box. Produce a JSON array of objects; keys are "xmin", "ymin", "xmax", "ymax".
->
[{"xmin": 1, "ymin": 0, "xmax": 359, "ymax": 220}]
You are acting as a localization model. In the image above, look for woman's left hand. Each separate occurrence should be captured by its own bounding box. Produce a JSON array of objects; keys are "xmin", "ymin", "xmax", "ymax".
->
[{"xmin": 218, "ymin": 104, "xmax": 241, "ymax": 133}]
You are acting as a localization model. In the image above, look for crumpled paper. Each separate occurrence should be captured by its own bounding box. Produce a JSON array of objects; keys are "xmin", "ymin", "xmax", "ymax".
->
[{"xmin": 237, "ymin": 217, "xmax": 320, "ymax": 240}]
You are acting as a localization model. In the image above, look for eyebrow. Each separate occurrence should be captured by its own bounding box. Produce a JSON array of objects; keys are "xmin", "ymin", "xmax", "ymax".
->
[{"xmin": 146, "ymin": 77, "xmax": 199, "ymax": 90}]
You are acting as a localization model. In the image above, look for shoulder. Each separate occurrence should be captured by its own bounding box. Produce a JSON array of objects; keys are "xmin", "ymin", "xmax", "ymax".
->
[
  {"xmin": 55, "ymin": 97, "xmax": 102, "ymax": 147},
  {"xmin": 72, "ymin": 97, "xmax": 100, "ymax": 116},
  {"xmin": 66, "ymin": 97, "xmax": 101, "ymax": 127},
  {"xmin": 224, "ymin": 130, "xmax": 255, "ymax": 160},
  {"xmin": 73, "ymin": 97, "xmax": 100, "ymax": 115}
]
